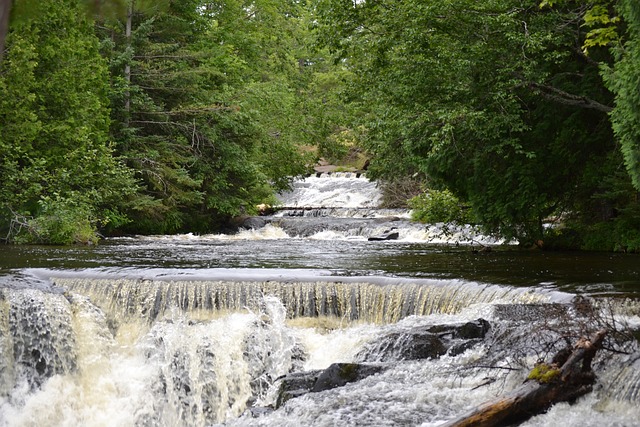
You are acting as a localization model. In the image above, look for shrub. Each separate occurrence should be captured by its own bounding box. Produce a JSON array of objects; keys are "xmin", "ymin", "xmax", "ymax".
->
[
  {"xmin": 408, "ymin": 189, "xmax": 474, "ymax": 224},
  {"xmin": 13, "ymin": 197, "xmax": 99, "ymax": 245}
]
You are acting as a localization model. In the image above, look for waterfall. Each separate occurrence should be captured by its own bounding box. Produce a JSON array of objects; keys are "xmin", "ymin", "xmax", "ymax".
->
[
  {"xmin": 1, "ymin": 275, "xmax": 638, "ymax": 426},
  {"xmin": 236, "ymin": 174, "xmax": 508, "ymax": 245},
  {"xmin": 0, "ymin": 286, "xmax": 301, "ymax": 426},
  {"xmin": 0, "ymin": 289, "xmax": 78, "ymax": 394},
  {"xmin": 602, "ymin": 355, "xmax": 640, "ymax": 402},
  {"xmin": 0, "ymin": 172, "xmax": 638, "ymax": 426},
  {"xmin": 50, "ymin": 277, "xmax": 561, "ymax": 324},
  {"xmin": 276, "ymin": 173, "xmax": 382, "ymax": 209}
]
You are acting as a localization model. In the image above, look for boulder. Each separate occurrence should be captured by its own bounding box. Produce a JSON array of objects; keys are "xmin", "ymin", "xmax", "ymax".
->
[
  {"xmin": 275, "ymin": 363, "xmax": 384, "ymax": 408},
  {"xmin": 368, "ymin": 228, "xmax": 400, "ymax": 241},
  {"xmin": 427, "ymin": 318, "xmax": 491, "ymax": 340},
  {"xmin": 355, "ymin": 331, "xmax": 447, "ymax": 362},
  {"xmin": 275, "ymin": 370, "xmax": 322, "ymax": 408},
  {"xmin": 240, "ymin": 216, "xmax": 268, "ymax": 230},
  {"xmin": 355, "ymin": 319, "xmax": 491, "ymax": 362},
  {"xmin": 312, "ymin": 363, "xmax": 384, "ymax": 393}
]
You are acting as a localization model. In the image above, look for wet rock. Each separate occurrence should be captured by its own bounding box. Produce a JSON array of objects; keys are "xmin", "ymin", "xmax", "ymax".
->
[
  {"xmin": 356, "ymin": 319, "xmax": 491, "ymax": 362},
  {"xmin": 241, "ymin": 217, "xmax": 269, "ymax": 230},
  {"xmin": 368, "ymin": 229, "xmax": 400, "ymax": 241},
  {"xmin": 427, "ymin": 318, "xmax": 491, "ymax": 340},
  {"xmin": 312, "ymin": 363, "xmax": 384, "ymax": 392},
  {"xmin": 356, "ymin": 331, "xmax": 447, "ymax": 362},
  {"xmin": 275, "ymin": 370, "xmax": 322, "ymax": 408},
  {"xmin": 275, "ymin": 363, "xmax": 384, "ymax": 408},
  {"xmin": 447, "ymin": 339, "xmax": 485, "ymax": 357}
]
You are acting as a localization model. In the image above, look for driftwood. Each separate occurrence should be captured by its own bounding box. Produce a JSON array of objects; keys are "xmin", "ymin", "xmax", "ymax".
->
[{"xmin": 441, "ymin": 330, "xmax": 607, "ymax": 427}]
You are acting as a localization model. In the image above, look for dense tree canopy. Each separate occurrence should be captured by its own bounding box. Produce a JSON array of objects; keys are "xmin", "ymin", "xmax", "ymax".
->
[
  {"xmin": 314, "ymin": 0, "xmax": 640, "ymax": 250},
  {"xmin": 0, "ymin": 0, "xmax": 137, "ymax": 244},
  {"xmin": 604, "ymin": 0, "xmax": 640, "ymax": 191},
  {"xmin": 0, "ymin": 0, "xmax": 638, "ymax": 250},
  {"xmin": 0, "ymin": 0, "xmax": 340, "ymax": 241}
]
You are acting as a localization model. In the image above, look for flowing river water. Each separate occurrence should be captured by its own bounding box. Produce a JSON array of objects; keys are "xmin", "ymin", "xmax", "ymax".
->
[{"xmin": 1, "ymin": 173, "xmax": 640, "ymax": 426}]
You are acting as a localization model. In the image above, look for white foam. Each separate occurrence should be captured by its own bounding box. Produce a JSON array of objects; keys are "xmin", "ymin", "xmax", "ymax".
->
[{"xmin": 277, "ymin": 175, "xmax": 382, "ymax": 209}]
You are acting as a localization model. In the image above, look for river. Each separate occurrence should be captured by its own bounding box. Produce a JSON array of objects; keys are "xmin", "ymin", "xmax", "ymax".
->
[{"xmin": 1, "ymin": 173, "xmax": 639, "ymax": 426}]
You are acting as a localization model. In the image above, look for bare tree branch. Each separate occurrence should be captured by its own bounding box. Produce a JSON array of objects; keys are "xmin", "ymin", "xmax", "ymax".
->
[{"xmin": 527, "ymin": 81, "xmax": 613, "ymax": 113}]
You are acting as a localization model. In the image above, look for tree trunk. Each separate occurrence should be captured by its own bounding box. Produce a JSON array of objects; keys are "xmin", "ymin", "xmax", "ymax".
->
[
  {"xmin": 0, "ymin": 0, "xmax": 11, "ymax": 63},
  {"xmin": 124, "ymin": 0, "xmax": 133, "ymax": 125},
  {"xmin": 441, "ymin": 330, "xmax": 607, "ymax": 427}
]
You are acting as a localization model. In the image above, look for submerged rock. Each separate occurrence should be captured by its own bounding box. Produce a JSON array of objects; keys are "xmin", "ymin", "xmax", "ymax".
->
[{"xmin": 240, "ymin": 216, "xmax": 269, "ymax": 230}]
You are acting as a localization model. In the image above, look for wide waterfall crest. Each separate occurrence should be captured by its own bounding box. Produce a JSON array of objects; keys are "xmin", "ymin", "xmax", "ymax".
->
[{"xmin": 50, "ymin": 277, "xmax": 561, "ymax": 324}]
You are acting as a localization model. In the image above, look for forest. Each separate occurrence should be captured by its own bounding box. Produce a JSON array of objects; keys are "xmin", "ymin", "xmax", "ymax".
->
[{"xmin": 0, "ymin": 0, "xmax": 639, "ymax": 251}]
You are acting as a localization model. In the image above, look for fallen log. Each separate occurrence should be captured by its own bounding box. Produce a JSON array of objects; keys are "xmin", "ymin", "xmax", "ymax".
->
[{"xmin": 441, "ymin": 329, "xmax": 607, "ymax": 427}]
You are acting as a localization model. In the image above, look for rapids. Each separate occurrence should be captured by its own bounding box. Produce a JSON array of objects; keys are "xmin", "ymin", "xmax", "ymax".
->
[{"xmin": 1, "ymin": 174, "xmax": 639, "ymax": 427}]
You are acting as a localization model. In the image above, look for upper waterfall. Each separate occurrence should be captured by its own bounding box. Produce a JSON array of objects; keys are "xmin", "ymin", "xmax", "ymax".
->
[{"xmin": 277, "ymin": 173, "xmax": 382, "ymax": 209}]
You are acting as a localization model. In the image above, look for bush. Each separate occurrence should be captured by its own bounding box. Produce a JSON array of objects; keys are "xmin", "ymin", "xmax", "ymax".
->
[
  {"xmin": 408, "ymin": 189, "xmax": 474, "ymax": 224},
  {"xmin": 12, "ymin": 197, "xmax": 99, "ymax": 245}
]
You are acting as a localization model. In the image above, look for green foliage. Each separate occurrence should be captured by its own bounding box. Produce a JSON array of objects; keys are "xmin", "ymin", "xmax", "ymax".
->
[
  {"xmin": 3, "ymin": 0, "xmax": 352, "ymax": 241},
  {"xmin": 544, "ymin": 151, "xmax": 640, "ymax": 252},
  {"xmin": 409, "ymin": 189, "xmax": 473, "ymax": 225},
  {"xmin": 0, "ymin": 0, "xmax": 137, "ymax": 244},
  {"xmin": 583, "ymin": 4, "xmax": 621, "ymax": 52},
  {"xmin": 540, "ymin": 0, "xmax": 621, "ymax": 53},
  {"xmin": 603, "ymin": 0, "xmax": 640, "ymax": 192},
  {"xmin": 12, "ymin": 197, "xmax": 99, "ymax": 245},
  {"xmin": 98, "ymin": 0, "xmax": 313, "ymax": 234},
  {"xmin": 3, "ymin": 0, "xmax": 636, "ymax": 250},
  {"xmin": 315, "ymin": 0, "xmax": 638, "ymax": 247}
]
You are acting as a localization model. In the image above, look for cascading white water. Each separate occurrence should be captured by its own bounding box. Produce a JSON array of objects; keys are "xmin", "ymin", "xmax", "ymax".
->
[
  {"xmin": 1, "ymin": 274, "xmax": 639, "ymax": 427},
  {"xmin": 49, "ymin": 276, "xmax": 560, "ymax": 324},
  {"xmin": 277, "ymin": 173, "xmax": 382, "ymax": 209},
  {"xmin": 258, "ymin": 173, "xmax": 507, "ymax": 245},
  {"xmin": 0, "ymin": 287, "xmax": 302, "ymax": 427}
]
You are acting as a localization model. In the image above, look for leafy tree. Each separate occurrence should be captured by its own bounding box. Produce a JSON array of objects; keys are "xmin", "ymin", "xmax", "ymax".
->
[
  {"xmin": 0, "ymin": 0, "xmax": 136, "ymax": 244},
  {"xmin": 100, "ymin": 0, "xmax": 311, "ymax": 234},
  {"xmin": 315, "ymin": 0, "xmax": 639, "ymax": 248},
  {"xmin": 603, "ymin": 0, "xmax": 640, "ymax": 191},
  {"xmin": 409, "ymin": 189, "xmax": 473, "ymax": 224}
]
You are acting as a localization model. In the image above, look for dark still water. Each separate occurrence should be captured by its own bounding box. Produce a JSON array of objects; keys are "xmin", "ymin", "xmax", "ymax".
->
[{"xmin": 1, "ymin": 234, "xmax": 638, "ymax": 297}]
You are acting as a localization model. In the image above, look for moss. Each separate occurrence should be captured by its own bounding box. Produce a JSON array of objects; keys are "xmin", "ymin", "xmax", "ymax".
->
[
  {"xmin": 527, "ymin": 363, "xmax": 561, "ymax": 384},
  {"xmin": 338, "ymin": 363, "xmax": 359, "ymax": 381}
]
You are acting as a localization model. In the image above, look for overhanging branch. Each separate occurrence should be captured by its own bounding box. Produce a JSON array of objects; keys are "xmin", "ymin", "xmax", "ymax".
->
[{"xmin": 527, "ymin": 81, "xmax": 613, "ymax": 113}]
